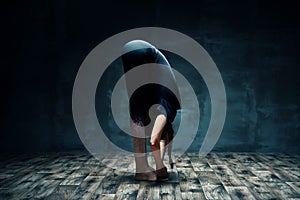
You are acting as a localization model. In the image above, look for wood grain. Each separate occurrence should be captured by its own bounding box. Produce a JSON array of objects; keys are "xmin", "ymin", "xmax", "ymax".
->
[{"xmin": 0, "ymin": 153, "xmax": 299, "ymax": 199}]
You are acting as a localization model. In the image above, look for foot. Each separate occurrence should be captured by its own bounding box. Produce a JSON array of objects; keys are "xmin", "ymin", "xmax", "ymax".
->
[
  {"xmin": 135, "ymin": 171, "xmax": 157, "ymax": 181},
  {"xmin": 156, "ymin": 166, "xmax": 168, "ymax": 181},
  {"xmin": 146, "ymin": 166, "xmax": 155, "ymax": 172}
]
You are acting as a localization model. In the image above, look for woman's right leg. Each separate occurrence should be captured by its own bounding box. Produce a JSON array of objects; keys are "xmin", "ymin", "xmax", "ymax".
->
[{"xmin": 131, "ymin": 121, "xmax": 156, "ymax": 181}]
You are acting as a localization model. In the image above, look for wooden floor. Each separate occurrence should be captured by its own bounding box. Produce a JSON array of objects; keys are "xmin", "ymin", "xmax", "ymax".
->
[{"xmin": 0, "ymin": 153, "xmax": 299, "ymax": 200}]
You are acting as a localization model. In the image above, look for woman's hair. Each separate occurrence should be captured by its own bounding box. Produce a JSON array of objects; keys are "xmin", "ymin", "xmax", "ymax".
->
[{"xmin": 161, "ymin": 120, "xmax": 174, "ymax": 145}]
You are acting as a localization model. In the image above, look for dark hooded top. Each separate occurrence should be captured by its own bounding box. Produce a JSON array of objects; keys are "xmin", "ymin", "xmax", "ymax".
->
[{"xmin": 121, "ymin": 40, "xmax": 180, "ymax": 126}]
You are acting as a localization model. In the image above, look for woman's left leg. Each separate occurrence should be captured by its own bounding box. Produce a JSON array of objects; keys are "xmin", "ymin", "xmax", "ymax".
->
[
  {"xmin": 150, "ymin": 114, "xmax": 169, "ymax": 181},
  {"xmin": 150, "ymin": 114, "xmax": 166, "ymax": 170}
]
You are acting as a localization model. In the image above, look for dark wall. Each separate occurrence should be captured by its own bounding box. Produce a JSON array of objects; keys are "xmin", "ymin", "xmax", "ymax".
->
[{"xmin": 1, "ymin": 0, "xmax": 299, "ymax": 152}]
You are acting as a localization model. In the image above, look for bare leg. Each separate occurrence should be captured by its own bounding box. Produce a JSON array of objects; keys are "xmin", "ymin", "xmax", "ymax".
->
[
  {"xmin": 150, "ymin": 114, "xmax": 169, "ymax": 181},
  {"xmin": 160, "ymin": 140, "xmax": 167, "ymax": 161},
  {"xmin": 131, "ymin": 122, "xmax": 156, "ymax": 181},
  {"xmin": 150, "ymin": 114, "xmax": 167, "ymax": 170},
  {"xmin": 160, "ymin": 139, "xmax": 174, "ymax": 169}
]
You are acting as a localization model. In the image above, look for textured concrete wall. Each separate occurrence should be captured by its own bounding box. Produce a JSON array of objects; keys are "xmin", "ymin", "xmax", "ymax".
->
[{"xmin": 1, "ymin": 0, "xmax": 299, "ymax": 152}]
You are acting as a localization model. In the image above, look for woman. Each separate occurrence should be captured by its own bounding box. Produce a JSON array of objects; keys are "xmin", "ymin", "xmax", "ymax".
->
[{"xmin": 122, "ymin": 40, "xmax": 180, "ymax": 181}]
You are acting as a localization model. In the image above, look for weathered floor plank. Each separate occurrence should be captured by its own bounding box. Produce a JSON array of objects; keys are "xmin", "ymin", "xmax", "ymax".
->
[
  {"xmin": 224, "ymin": 186, "xmax": 256, "ymax": 200},
  {"xmin": 0, "ymin": 153, "xmax": 299, "ymax": 199}
]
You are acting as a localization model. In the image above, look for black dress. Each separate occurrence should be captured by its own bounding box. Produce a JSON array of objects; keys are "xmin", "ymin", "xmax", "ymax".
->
[{"xmin": 121, "ymin": 40, "xmax": 181, "ymax": 127}]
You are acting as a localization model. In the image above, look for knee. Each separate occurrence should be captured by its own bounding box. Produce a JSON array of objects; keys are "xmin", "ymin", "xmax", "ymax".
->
[{"xmin": 150, "ymin": 138, "xmax": 159, "ymax": 147}]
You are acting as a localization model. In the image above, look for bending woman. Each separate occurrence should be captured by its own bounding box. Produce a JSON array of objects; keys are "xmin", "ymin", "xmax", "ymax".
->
[{"xmin": 121, "ymin": 40, "xmax": 180, "ymax": 181}]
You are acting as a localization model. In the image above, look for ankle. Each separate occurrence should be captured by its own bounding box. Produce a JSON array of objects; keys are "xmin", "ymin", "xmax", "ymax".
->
[{"xmin": 156, "ymin": 164, "xmax": 165, "ymax": 170}]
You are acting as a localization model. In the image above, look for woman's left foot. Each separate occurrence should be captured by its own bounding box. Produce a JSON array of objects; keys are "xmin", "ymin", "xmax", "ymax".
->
[{"xmin": 156, "ymin": 166, "xmax": 168, "ymax": 181}]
